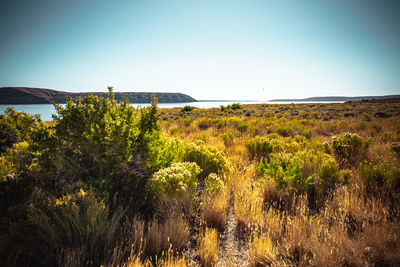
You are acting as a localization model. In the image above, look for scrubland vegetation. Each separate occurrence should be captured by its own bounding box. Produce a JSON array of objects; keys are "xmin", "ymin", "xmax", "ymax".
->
[{"xmin": 1, "ymin": 90, "xmax": 399, "ymax": 266}]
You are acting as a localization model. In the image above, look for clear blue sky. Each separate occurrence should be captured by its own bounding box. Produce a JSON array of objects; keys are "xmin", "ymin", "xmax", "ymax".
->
[{"xmin": 1, "ymin": 0, "xmax": 399, "ymax": 100}]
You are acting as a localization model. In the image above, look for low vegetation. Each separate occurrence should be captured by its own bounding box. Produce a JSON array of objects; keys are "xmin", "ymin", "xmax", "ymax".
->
[{"xmin": 1, "ymin": 90, "xmax": 399, "ymax": 266}]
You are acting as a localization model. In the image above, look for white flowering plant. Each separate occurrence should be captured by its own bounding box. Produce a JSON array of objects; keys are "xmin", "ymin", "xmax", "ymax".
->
[
  {"xmin": 147, "ymin": 162, "xmax": 201, "ymax": 198},
  {"xmin": 205, "ymin": 173, "xmax": 224, "ymax": 195}
]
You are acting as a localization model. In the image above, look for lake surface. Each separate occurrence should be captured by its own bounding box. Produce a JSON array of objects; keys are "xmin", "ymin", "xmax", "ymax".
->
[{"xmin": 0, "ymin": 100, "xmax": 344, "ymax": 121}]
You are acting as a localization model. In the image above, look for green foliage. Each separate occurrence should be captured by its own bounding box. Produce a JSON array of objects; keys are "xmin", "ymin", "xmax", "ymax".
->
[
  {"xmin": 148, "ymin": 138, "xmax": 230, "ymax": 179},
  {"xmin": 359, "ymin": 162, "xmax": 390, "ymax": 187},
  {"xmin": 246, "ymin": 136, "xmax": 273, "ymax": 161},
  {"xmin": 195, "ymin": 132, "xmax": 210, "ymax": 143},
  {"xmin": 276, "ymin": 125, "xmax": 294, "ymax": 137},
  {"xmin": 137, "ymin": 94, "xmax": 160, "ymax": 151},
  {"xmin": 146, "ymin": 137, "xmax": 182, "ymax": 172},
  {"xmin": 269, "ymin": 137, "xmax": 302, "ymax": 153},
  {"xmin": 0, "ymin": 119, "xmax": 18, "ymax": 154},
  {"xmin": 221, "ymin": 130, "xmax": 235, "ymax": 147},
  {"xmin": 0, "ymin": 107, "xmax": 39, "ymax": 154},
  {"xmin": 180, "ymin": 140, "xmax": 230, "ymax": 177},
  {"xmin": 257, "ymin": 151, "xmax": 347, "ymax": 193},
  {"xmin": 220, "ymin": 103, "xmax": 242, "ymax": 111},
  {"xmin": 0, "ymin": 156, "xmax": 12, "ymax": 178},
  {"xmin": 181, "ymin": 105, "xmax": 196, "ymax": 112},
  {"xmin": 205, "ymin": 173, "xmax": 224, "ymax": 195},
  {"xmin": 332, "ymin": 133, "xmax": 369, "ymax": 168},
  {"xmin": 236, "ymin": 122, "xmax": 248, "ymax": 134},
  {"xmin": 257, "ymin": 153, "xmax": 307, "ymax": 191},
  {"xmin": 49, "ymin": 91, "xmax": 160, "ymax": 197},
  {"xmin": 147, "ymin": 162, "xmax": 201, "ymax": 198}
]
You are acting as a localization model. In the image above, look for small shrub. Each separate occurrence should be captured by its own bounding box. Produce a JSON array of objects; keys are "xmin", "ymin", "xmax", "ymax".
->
[
  {"xmin": 180, "ymin": 140, "xmax": 230, "ymax": 177},
  {"xmin": 180, "ymin": 105, "xmax": 196, "ymax": 112},
  {"xmin": 257, "ymin": 151, "xmax": 347, "ymax": 195},
  {"xmin": 147, "ymin": 162, "xmax": 201, "ymax": 199},
  {"xmin": 237, "ymin": 122, "xmax": 248, "ymax": 134},
  {"xmin": 359, "ymin": 162, "xmax": 390, "ymax": 187},
  {"xmin": 221, "ymin": 130, "xmax": 235, "ymax": 147},
  {"xmin": 198, "ymin": 227, "xmax": 219, "ymax": 267},
  {"xmin": 246, "ymin": 136, "xmax": 273, "ymax": 161},
  {"xmin": 195, "ymin": 132, "xmax": 209, "ymax": 143},
  {"xmin": 332, "ymin": 133, "xmax": 369, "ymax": 168},
  {"xmin": 276, "ymin": 125, "xmax": 294, "ymax": 137},
  {"xmin": 205, "ymin": 173, "xmax": 224, "ymax": 195},
  {"xmin": 197, "ymin": 118, "xmax": 214, "ymax": 130},
  {"xmin": 299, "ymin": 127, "xmax": 313, "ymax": 139},
  {"xmin": 221, "ymin": 103, "xmax": 242, "ymax": 111}
]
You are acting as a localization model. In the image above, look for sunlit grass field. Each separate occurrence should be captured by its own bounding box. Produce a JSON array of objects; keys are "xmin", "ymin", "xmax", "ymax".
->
[{"xmin": 1, "ymin": 92, "xmax": 399, "ymax": 266}]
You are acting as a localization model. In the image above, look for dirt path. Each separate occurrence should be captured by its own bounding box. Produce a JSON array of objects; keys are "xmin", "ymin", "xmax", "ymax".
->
[{"xmin": 217, "ymin": 197, "xmax": 249, "ymax": 267}]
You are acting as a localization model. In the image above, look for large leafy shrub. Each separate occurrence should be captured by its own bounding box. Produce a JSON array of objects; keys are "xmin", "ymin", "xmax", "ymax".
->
[{"xmin": 40, "ymin": 89, "xmax": 161, "ymax": 199}]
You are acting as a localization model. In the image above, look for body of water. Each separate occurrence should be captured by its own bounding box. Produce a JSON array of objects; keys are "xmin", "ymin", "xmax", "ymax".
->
[{"xmin": 0, "ymin": 100, "xmax": 344, "ymax": 121}]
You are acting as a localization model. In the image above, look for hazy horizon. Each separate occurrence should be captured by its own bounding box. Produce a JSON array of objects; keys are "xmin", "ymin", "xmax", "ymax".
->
[{"xmin": 1, "ymin": 0, "xmax": 399, "ymax": 100}]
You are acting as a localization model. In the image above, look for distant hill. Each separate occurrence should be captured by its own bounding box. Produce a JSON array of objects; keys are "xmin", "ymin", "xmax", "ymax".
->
[
  {"xmin": 0, "ymin": 87, "xmax": 197, "ymax": 104},
  {"xmin": 270, "ymin": 95, "xmax": 400, "ymax": 102}
]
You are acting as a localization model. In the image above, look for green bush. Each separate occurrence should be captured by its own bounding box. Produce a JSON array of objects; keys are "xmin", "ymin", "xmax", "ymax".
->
[
  {"xmin": 359, "ymin": 162, "xmax": 390, "ymax": 187},
  {"xmin": 0, "ymin": 120, "xmax": 18, "ymax": 154},
  {"xmin": 180, "ymin": 140, "xmax": 230, "ymax": 177},
  {"xmin": 236, "ymin": 122, "xmax": 248, "ymax": 134},
  {"xmin": 246, "ymin": 136, "xmax": 273, "ymax": 161},
  {"xmin": 332, "ymin": 133, "xmax": 369, "ymax": 168},
  {"xmin": 257, "ymin": 153, "xmax": 308, "ymax": 191},
  {"xmin": 257, "ymin": 151, "xmax": 348, "ymax": 193},
  {"xmin": 147, "ymin": 162, "xmax": 201, "ymax": 198},
  {"xmin": 45, "ymin": 89, "xmax": 161, "ymax": 199},
  {"xmin": 276, "ymin": 125, "xmax": 294, "ymax": 137},
  {"xmin": 0, "ymin": 108, "xmax": 39, "ymax": 154},
  {"xmin": 180, "ymin": 105, "xmax": 196, "ymax": 112},
  {"xmin": 221, "ymin": 130, "xmax": 235, "ymax": 147},
  {"xmin": 220, "ymin": 103, "xmax": 242, "ymax": 111},
  {"xmin": 269, "ymin": 137, "xmax": 302, "ymax": 153},
  {"xmin": 0, "ymin": 156, "xmax": 12, "ymax": 178}
]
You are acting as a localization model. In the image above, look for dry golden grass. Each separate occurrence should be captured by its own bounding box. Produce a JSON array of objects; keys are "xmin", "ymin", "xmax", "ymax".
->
[
  {"xmin": 198, "ymin": 227, "xmax": 219, "ymax": 267},
  {"xmin": 202, "ymin": 186, "xmax": 230, "ymax": 230},
  {"xmin": 249, "ymin": 231, "xmax": 279, "ymax": 266},
  {"xmin": 143, "ymin": 217, "xmax": 189, "ymax": 257},
  {"xmin": 157, "ymin": 249, "xmax": 187, "ymax": 267}
]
